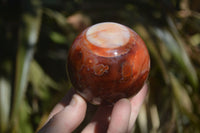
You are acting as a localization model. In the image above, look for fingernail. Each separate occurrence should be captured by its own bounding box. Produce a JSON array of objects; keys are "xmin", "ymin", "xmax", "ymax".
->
[{"xmin": 70, "ymin": 94, "xmax": 78, "ymax": 106}]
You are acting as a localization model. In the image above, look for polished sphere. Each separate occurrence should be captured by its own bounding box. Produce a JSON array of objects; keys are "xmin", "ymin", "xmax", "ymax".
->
[{"xmin": 67, "ymin": 22, "xmax": 150, "ymax": 105}]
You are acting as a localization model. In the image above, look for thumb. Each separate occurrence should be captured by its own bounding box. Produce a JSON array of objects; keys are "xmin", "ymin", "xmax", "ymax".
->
[{"xmin": 38, "ymin": 94, "xmax": 87, "ymax": 133}]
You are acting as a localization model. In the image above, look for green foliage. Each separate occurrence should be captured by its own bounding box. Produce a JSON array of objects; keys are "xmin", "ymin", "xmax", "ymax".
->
[{"xmin": 0, "ymin": 0, "xmax": 200, "ymax": 133}]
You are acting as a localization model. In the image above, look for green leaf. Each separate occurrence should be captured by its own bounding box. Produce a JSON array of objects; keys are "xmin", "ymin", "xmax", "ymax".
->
[
  {"xmin": 18, "ymin": 100, "xmax": 33, "ymax": 133},
  {"xmin": 138, "ymin": 104, "xmax": 148, "ymax": 133},
  {"xmin": 0, "ymin": 77, "xmax": 11, "ymax": 132},
  {"xmin": 153, "ymin": 27, "xmax": 198, "ymax": 89},
  {"xmin": 11, "ymin": 0, "xmax": 42, "ymax": 132},
  {"xmin": 29, "ymin": 60, "xmax": 59, "ymax": 99},
  {"xmin": 49, "ymin": 32, "xmax": 67, "ymax": 44},
  {"xmin": 170, "ymin": 73, "xmax": 193, "ymax": 113},
  {"xmin": 190, "ymin": 33, "xmax": 200, "ymax": 46},
  {"xmin": 167, "ymin": 17, "xmax": 199, "ymax": 89},
  {"xmin": 170, "ymin": 73, "xmax": 199, "ymax": 125}
]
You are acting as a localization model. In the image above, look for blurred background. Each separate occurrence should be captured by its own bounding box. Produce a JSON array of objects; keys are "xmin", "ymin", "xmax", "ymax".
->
[{"xmin": 0, "ymin": 0, "xmax": 200, "ymax": 133}]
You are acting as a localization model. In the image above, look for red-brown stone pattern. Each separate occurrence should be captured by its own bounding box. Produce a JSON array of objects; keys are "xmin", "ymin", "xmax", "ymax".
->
[{"xmin": 67, "ymin": 22, "xmax": 150, "ymax": 105}]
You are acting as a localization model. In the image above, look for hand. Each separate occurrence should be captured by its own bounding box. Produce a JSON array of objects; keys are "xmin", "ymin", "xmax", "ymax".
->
[{"xmin": 37, "ymin": 84, "xmax": 148, "ymax": 133}]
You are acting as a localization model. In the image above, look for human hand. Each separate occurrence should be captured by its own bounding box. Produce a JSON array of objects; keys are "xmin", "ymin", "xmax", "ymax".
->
[{"xmin": 37, "ymin": 83, "xmax": 148, "ymax": 133}]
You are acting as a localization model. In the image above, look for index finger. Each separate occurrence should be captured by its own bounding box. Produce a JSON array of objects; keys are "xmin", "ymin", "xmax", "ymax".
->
[{"xmin": 128, "ymin": 83, "xmax": 148, "ymax": 132}]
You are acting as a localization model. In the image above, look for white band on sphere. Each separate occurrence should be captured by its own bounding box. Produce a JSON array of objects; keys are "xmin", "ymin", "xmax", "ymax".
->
[{"xmin": 86, "ymin": 22, "xmax": 130, "ymax": 48}]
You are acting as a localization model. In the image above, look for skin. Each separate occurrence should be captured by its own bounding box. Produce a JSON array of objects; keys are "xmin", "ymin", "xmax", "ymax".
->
[{"xmin": 37, "ymin": 83, "xmax": 148, "ymax": 133}]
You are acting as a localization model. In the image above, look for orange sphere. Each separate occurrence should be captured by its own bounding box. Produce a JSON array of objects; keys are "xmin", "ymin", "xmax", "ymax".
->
[{"xmin": 67, "ymin": 22, "xmax": 150, "ymax": 105}]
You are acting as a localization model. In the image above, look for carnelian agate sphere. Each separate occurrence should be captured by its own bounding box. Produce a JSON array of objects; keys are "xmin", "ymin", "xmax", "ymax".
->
[{"xmin": 67, "ymin": 22, "xmax": 150, "ymax": 105}]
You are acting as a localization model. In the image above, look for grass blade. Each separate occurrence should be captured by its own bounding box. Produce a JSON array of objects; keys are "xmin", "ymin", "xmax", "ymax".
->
[
  {"xmin": 11, "ymin": 0, "xmax": 42, "ymax": 132},
  {"xmin": 153, "ymin": 27, "xmax": 198, "ymax": 89},
  {"xmin": 0, "ymin": 77, "xmax": 11, "ymax": 132}
]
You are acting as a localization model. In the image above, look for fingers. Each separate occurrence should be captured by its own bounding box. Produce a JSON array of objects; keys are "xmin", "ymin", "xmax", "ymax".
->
[
  {"xmin": 107, "ymin": 99, "xmax": 131, "ymax": 133},
  {"xmin": 47, "ymin": 89, "xmax": 76, "ymax": 122},
  {"xmin": 45, "ymin": 89, "xmax": 75, "ymax": 124},
  {"xmin": 128, "ymin": 83, "xmax": 148, "ymax": 132},
  {"xmin": 83, "ymin": 83, "xmax": 148, "ymax": 133},
  {"xmin": 38, "ymin": 94, "xmax": 87, "ymax": 133},
  {"xmin": 38, "ymin": 83, "xmax": 148, "ymax": 133},
  {"xmin": 82, "ymin": 105, "xmax": 113, "ymax": 133},
  {"xmin": 82, "ymin": 99, "xmax": 131, "ymax": 133}
]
